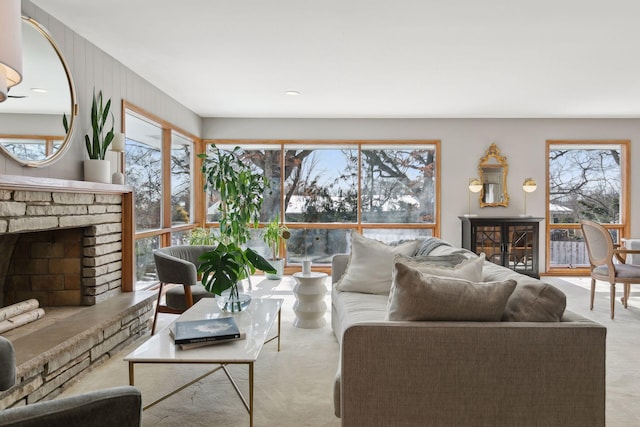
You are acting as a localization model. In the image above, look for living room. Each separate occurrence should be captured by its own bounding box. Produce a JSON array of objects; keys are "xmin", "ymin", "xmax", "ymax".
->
[{"xmin": 1, "ymin": 1, "xmax": 639, "ymax": 426}]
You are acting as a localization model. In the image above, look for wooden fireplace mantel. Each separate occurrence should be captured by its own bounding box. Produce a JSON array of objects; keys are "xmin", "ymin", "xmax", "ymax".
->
[{"xmin": 0, "ymin": 174, "xmax": 135, "ymax": 293}]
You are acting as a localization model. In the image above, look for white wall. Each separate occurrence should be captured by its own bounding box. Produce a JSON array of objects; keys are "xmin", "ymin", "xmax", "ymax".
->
[
  {"xmin": 0, "ymin": 1, "xmax": 201, "ymax": 180},
  {"xmin": 202, "ymin": 117, "xmax": 640, "ymax": 269}
]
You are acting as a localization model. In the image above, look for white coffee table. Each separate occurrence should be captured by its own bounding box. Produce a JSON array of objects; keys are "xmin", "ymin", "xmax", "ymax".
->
[
  {"xmin": 124, "ymin": 297, "xmax": 283, "ymax": 427},
  {"xmin": 292, "ymin": 272, "xmax": 328, "ymax": 329}
]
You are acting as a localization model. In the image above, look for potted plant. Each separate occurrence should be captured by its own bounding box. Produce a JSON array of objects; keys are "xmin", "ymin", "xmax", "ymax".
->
[
  {"xmin": 197, "ymin": 144, "xmax": 276, "ymax": 311},
  {"xmin": 83, "ymin": 89, "xmax": 115, "ymax": 183},
  {"xmin": 262, "ymin": 217, "xmax": 291, "ymax": 279}
]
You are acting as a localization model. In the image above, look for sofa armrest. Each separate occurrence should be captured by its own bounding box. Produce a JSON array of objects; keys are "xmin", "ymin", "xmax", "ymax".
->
[
  {"xmin": 0, "ymin": 386, "xmax": 142, "ymax": 427},
  {"xmin": 340, "ymin": 321, "xmax": 605, "ymax": 427}
]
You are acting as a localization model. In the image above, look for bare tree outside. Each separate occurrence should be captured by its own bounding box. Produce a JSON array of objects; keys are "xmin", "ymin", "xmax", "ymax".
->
[{"xmin": 548, "ymin": 144, "xmax": 624, "ymax": 268}]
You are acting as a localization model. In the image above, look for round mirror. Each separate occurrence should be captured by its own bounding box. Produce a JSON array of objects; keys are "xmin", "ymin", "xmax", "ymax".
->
[{"xmin": 0, "ymin": 17, "xmax": 77, "ymax": 167}]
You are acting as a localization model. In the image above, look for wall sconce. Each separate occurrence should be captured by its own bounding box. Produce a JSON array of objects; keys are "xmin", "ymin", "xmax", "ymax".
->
[
  {"xmin": 521, "ymin": 178, "xmax": 537, "ymax": 216},
  {"xmin": 0, "ymin": 0, "xmax": 23, "ymax": 102},
  {"xmin": 110, "ymin": 133, "xmax": 125, "ymax": 185},
  {"xmin": 465, "ymin": 178, "xmax": 483, "ymax": 217}
]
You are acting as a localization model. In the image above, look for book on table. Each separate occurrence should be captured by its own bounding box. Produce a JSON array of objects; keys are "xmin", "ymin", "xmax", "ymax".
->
[
  {"xmin": 178, "ymin": 332, "xmax": 246, "ymax": 350},
  {"xmin": 173, "ymin": 317, "xmax": 241, "ymax": 345}
]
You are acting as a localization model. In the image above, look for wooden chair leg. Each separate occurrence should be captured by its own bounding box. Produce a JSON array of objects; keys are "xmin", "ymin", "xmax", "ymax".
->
[
  {"xmin": 623, "ymin": 283, "xmax": 630, "ymax": 308},
  {"xmin": 610, "ymin": 283, "xmax": 616, "ymax": 319},
  {"xmin": 590, "ymin": 278, "xmax": 596, "ymax": 310},
  {"xmin": 184, "ymin": 284, "xmax": 194, "ymax": 308},
  {"xmin": 151, "ymin": 282, "xmax": 165, "ymax": 335}
]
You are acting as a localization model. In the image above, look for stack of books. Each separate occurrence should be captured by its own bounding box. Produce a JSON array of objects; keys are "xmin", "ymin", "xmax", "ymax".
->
[{"xmin": 172, "ymin": 317, "xmax": 246, "ymax": 350}]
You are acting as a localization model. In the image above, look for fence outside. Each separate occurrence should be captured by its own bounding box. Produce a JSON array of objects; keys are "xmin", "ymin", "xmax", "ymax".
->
[{"xmin": 549, "ymin": 240, "xmax": 589, "ymax": 267}]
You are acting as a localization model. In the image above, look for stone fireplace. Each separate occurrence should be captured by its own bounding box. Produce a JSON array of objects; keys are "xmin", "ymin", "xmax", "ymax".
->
[
  {"xmin": 0, "ymin": 175, "xmax": 133, "ymax": 306},
  {"xmin": 0, "ymin": 175, "xmax": 153, "ymax": 410},
  {"xmin": 0, "ymin": 187, "xmax": 128, "ymax": 308}
]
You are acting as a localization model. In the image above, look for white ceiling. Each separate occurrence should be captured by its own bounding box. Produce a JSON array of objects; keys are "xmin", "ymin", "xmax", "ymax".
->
[{"xmin": 31, "ymin": 0, "xmax": 640, "ymax": 119}]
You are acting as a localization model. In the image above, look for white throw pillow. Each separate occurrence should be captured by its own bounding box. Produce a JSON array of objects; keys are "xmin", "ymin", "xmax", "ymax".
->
[
  {"xmin": 335, "ymin": 233, "xmax": 419, "ymax": 294},
  {"xmin": 394, "ymin": 252, "xmax": 485, "ymax": 283}
]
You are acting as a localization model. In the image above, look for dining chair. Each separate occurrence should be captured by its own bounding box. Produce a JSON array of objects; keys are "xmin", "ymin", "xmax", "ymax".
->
[
  {"xmin": 580, "ymin": 219, "xmax": 640, "ymax": 319},
  {"xmin": 151, "ymin": 245, "xmax": 216, "ymax": 334}
]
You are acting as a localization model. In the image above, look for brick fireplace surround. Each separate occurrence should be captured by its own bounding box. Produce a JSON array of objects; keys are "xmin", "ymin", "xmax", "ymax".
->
[{"xmin": 0, "ymin": 174, "xmax": 155, "ymax": 409}]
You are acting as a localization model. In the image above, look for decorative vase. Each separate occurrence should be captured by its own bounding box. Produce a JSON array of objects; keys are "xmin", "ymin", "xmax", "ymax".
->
[
  {"xmin": 302, "ymin": 259, "xmax": 312, "ymax": 275},
  {"xmin": 265, "ymin": 258, "xmax": 284, "ymax": 280},
  {"xmin": 83, "ymin": 159, "xmax": 111, "ymax": 184},
  {"xmin": 216, "ymin": 286, "xmax": 252, "ymax": 313}
]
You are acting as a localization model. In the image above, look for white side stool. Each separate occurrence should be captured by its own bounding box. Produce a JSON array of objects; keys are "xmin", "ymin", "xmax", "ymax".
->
[{"xmin": 292, "ymin": 272, "xmax": 328, "ymax": 328}]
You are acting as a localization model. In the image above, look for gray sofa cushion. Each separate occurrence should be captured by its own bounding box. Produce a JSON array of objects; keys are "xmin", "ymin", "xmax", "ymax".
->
[
  {"xmin": 386, "ymin": 262, "xmax": 517, "ymax": 321},
  {"xmin": 503, "ymin": 282, "xmax": 567, "ymax": 322},
  {"xmin": 393, "ymin": 252, "xmax": 485, "ymax": 283}
]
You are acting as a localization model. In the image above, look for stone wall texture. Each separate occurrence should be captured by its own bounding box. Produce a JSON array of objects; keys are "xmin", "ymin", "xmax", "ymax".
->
[
  {"xmin": 0, "ymin": 190, "xmax": 123, "ymax": 306},
  {"xmin": 0, "ymin": 296, "xmax": 154, "ymax": 409}
]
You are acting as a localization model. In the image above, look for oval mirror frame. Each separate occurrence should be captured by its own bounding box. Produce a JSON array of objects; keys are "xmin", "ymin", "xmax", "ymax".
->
[
  {"xmin": 0, "ymin": 16, "xmax": 77, "ymax": 168},
  {"xmin": 478, "ymin": 143, "xmax": 509, "ymax": 207}
]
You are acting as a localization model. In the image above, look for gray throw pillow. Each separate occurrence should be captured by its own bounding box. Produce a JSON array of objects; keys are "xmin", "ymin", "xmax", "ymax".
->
[
  {"xmin": 386, "ymin": 261, "xmax": 517, "ymax": 321},
  {"xmin": 502, "ymin": 283, "xmax": 567, "ymax": 322},
  {"xmin": 392, "ymin": 252, "xmax": 485, "ymax": 283}
]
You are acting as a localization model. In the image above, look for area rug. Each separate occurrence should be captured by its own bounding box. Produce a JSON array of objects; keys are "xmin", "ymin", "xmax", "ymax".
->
[
  {"xmin": 60, "ymin": 275, "xmax": 640, "ymax": 426},
  {"xmin": 59, "ymin": 276, "xmax": 341, "ymax": 427}
]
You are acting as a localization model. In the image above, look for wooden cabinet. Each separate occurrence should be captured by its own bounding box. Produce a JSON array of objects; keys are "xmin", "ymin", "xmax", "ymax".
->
[{"xmin": 459, "ymin": 216, "xmax": 543, "ymax": 278}]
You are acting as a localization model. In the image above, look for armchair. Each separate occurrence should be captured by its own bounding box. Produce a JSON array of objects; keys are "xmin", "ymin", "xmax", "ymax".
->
[
  {"xmin": 0, "ymin": 336, "xmax": 141, "ymax": 427},
  {"xmin": 151, "ymin": 245, "xmax": 216, "ymax": 334}
]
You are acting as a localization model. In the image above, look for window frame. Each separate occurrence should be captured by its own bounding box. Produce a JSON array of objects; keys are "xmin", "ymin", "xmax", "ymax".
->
[
  {"xmin": 123, "ymin": 102, "xmax": 201, "ymax": 288},
  {"xmin": 202, "ymin": 139, "xmax": 441, "ymax": 274},
  {"xmin": 545, "ymin": 140, "xmax": 630, "ymax": 275}
]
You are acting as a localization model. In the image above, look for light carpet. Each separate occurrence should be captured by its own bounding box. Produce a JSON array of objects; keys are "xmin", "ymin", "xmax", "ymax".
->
[{"xmin": 59, "ymin": 276, "xmax": 640, "ymax": 426}]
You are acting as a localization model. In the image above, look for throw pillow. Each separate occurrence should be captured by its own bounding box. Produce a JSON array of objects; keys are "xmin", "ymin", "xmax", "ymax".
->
[
  {"xmin": 386, "ymin": 261, "xmax": 517, "ymax": 321},
  {"xmin": 393, "ymin": 252, "xmax": 485, "ymax": 283},
  {"xmin": 502, "ymin": 282, "xmax": 567, "ymax": 322},
  {"xmin": 335, "ymin": 232, "xmax": 419, "ymax": 294}
]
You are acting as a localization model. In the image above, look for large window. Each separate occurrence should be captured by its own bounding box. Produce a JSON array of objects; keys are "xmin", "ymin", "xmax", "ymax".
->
[
  {"xmin": 124, "ymin": 104, "xmax": 197, "ymax": 289},
  {"xmin": 204, "ymin": 140, "xmax": 440, "ymax": 269},
  {"xmin": 546, "ymin": 140, "xmax": 629, "ymax": 273}
]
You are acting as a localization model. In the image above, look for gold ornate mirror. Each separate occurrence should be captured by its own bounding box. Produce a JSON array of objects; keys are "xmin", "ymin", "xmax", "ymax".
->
[
  {"xmin": 0, "ymin": 17, "xmax": 77, "ymax": 167},
  {"xmin": 478, "ymin": 143, "xmax": 509, "ymax": 207}
]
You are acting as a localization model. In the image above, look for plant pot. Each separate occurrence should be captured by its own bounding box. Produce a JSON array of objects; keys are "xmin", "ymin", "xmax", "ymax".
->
[
  {"xmin": 216, "ymin": 287, "xmax": 252, "ymax": 313},
  {"xmin": 84, "ymin": 159, "xmax": 111, "ymax": 184},
  {"xmin": 265, "ymin": 258, "xmax": 284, "ymax": 279}
]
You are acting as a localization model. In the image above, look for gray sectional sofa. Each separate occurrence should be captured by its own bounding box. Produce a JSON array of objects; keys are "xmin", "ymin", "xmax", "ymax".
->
[{"xmin": 331, "ymin": 236, "xmax": 606, "ymax": 427}]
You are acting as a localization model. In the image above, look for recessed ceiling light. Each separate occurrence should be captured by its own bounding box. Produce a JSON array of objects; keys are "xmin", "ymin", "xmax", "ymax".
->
[
  {"xmin": 285, "ymin": 90, "xmax": 300, "ymax": 96},
  {"xmin": 30, "ymin": 88, "xmax": 48, "ymax": 93}
]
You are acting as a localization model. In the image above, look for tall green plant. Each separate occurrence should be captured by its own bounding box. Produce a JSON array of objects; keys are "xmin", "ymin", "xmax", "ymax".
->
[
  {"xmin": 197, "ymin": 144, "xmax": 275, "ymax": 298},
  {"xmin": 85, "ymin": 89, "xmax": 114, "ymax": 160},
  {"xmin": 198, "ymin": 145, "xmax": 268, "ymax": 245}
]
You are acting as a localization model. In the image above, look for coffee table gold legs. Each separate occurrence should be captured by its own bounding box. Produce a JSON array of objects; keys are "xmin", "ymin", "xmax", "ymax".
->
[
  {"xmin": 277, "ymin": 308, "xmax": 281, "ymax": 351},
  {"xmin": 265, "ymin": 307, "xmax": 282, "ymax": 351},
  {"xmin": 249, "ymin": 362, "xmax": 254, "ymax": 427}
]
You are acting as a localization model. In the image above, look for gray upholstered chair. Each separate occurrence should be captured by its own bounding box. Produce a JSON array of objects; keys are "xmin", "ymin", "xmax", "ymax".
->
[
  {"xmin": 151, "ymin": 245, "xmax": 216, "ymax": 334},
  {"xmin": 580, "ymin": 219, "xmax": 640, "ymax": 319},
  {"xmin": 0, "ymin": 336, "xmax": 141, "ymax": 427}
]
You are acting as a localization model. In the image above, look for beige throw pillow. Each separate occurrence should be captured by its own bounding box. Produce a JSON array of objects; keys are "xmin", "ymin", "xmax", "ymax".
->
[
  {"xmin": 386, "ymin": 261, "xmax": 517, "ymax": 321},
  {"xmin": 335, "ymin": 233, "xmax": 419, "ymax": 294},
  {"xmin": 393, "ymin": 252, "xmax": 485, "ymax": 283}
]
